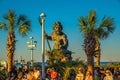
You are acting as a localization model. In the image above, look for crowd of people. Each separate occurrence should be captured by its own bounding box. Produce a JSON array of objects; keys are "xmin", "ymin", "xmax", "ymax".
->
[
  {"xmin": 45, "ymin": 67, "xmax": 120, "ymax": 80},
  {"xmin": 75, "ymin": 67, "xmax": 120, "ymax": 80},
  {"xmin": 4, "ymin": 66, "xmax": 59, "ymax": 80},
  {"xmin": 2, "ymin": 66, "xmax": 120, "ymax": 80},
  {"xmin": 6, "ymin": 66, "xmax": 41, "ymax": 80}
]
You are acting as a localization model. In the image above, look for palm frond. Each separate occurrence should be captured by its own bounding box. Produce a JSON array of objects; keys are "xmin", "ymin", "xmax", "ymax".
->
[
  {"xmin": 8, "ymin": 10, "xmax": 15, "ymax": 17},
  {"xmin": 0, "ymin": 22, "xmax": 8, "ymax": 31},
  {"xmin": 17, "ymin": 15, "xmax": 27, "ymax": 24},
  {"xmin": 3, "ymin": 10, "xmax": 16, "ymax": 29},
  {"xmin": 23, "ymin": 21, "xmax": 31, "ymax": 26},
  {"xmin": 0, "ymin": 22, "xmax": 5, "ymax": 29},
  {"xmin": 100, "ymin": 17, "xmax": 115, "ymax": 28},
  {"xmin": 88, "ymin": 10, "xmax": 97, "ymax": 28},
  {"xmin": 3, "ymin": 10, "xmax": 15, "ymax": 19},
  {"xmin": 18, "ymin": 22, "xmax": 31, "ymax": 37},
  {"xmin": 101, "ymin": 31, "xmax": 109, "ymax": 39},
  {"xmin": 78, "ymin": 17, "xmax": 88, "ymax": 32},
  {"xmin": 18, "ymin": 15, "xmax": 31, "ymax": 37},
  {"xmin": 94, "ymin": 28, "xmax": 103, "ymax": 39},
  {"xmin": 98, "ymin": 17, "xmax": 115, "ymax": 39}
]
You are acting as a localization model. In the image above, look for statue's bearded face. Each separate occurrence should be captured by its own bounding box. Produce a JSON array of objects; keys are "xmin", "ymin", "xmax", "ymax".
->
[{"xmin": 54, "ymin": 25, "xmax": 62, "ymax": 34}]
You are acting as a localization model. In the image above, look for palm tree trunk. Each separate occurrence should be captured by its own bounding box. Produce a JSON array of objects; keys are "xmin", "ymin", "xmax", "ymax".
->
[
  {"xmin": 95, "ymin": 53, "xmax": 100, "ymax": 66},
  {"xmin": 95, "ymin": 40, "xmax": 101, "ymax": 66},
  {"xmin": 7, "ymin": 31, "xmax": 16, "ymax": 72},
  {"xmin": 87, "ymin": 54, "xmax": 94, "ymax": 78},
  {"xmin": 84, "ymin": 32, "xmax": 96, "ymax": 80}
]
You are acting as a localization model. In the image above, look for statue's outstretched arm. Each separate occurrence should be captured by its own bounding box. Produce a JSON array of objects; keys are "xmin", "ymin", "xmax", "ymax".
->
[{"xmin": 44, "ymin": 33, "xmax": 52, "ymax": 40}]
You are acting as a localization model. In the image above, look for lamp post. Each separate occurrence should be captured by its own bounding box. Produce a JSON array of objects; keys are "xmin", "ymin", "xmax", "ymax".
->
[
  {"xmin": 26, "ymin": 37, "xmax": 37, "ymax": 67},
  {"xmin": 39, "ymin": 13, "xmax": 46, "ymax": 80}
]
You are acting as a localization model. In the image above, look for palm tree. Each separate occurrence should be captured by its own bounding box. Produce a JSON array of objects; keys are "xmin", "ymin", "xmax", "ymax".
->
[
  {"xmin": 78, "ymin": 10, "xmax": 115, "ymax": 77},
  {"xmin": 0, "ymin": 10, "xmax": 31, "ymax": 72}
]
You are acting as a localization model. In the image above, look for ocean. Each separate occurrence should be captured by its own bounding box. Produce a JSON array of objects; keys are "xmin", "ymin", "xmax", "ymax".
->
[
  {"xmin": 85, "ymin": 62, "xmax": 113, "ymax": 66},
  {"xmin": 96, "ymin": 62, "xmax": 111, "ymax": 66}
]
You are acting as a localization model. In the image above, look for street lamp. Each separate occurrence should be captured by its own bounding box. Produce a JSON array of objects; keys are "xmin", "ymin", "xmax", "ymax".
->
[
  {"xmin": 39, "ymin": 13, "xmax": 46, "ymax": 80},
  {"xmin": 26, "ymin": 36, "xmax": 37, "ymax": 67}
]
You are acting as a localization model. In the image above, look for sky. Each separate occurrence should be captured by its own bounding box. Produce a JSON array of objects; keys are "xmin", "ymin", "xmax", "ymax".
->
[{"xmin": 0, "ymin": 0, "xmax": 120, "ymax": 62}]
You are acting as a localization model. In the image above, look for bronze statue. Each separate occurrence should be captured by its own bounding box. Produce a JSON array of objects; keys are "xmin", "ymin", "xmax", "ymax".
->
[
  {"xmin": 45, "ymin": 21, "xmax": 72, "ymax": 62},
  {"xmin": 46, "ymin": 21, "xmax": 68, "ymax": 50}
]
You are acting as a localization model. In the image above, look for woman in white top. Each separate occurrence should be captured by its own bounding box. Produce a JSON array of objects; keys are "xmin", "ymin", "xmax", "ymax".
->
[{"xmin": 103, "ymin": 70, "xmax": 113, "ymax": 80}]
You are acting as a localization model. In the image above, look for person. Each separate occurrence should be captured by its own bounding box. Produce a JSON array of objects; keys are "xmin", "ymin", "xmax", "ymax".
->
[
  {"xmin": 85, "ymin": 71, "xmax": 93, "ymax": 80},
  {"xmin": 46, "ymin": 68, "xmax": 51, "ymax": 80},
  {"xmin": 17, "ymin": 68, "xmax": 24, "ymax": 80},
  {"xmin": 69, "ymin": 69, "xmax": 76, "ymax": 80},
  {"xmin": 116, "ymin": 68, "xmax": 120, "ymax": 79},
  {"xmin": 26, "ymin": 70, "xmax": 34, "ymax": 80},
  {"xmin": 50, "ymin": 67, "xmax": 58, "ymax": 80},
  {"xmin": 103, "ymin": 70, "xmax": 113, "ymax": 80},
  {"xmin": 75, "ymin": 68, "xmax": 84, "ymax": 80},
  {"xmin": 94, "ymin": 67, "xmax": 101, "ymax": 79},
  {"xmin": 33, "ymin": 67, "xmax": 41, "ymax": 80},
  {"xmin": 46, "ymin": 21, "xmax": 68, "ymax": 50},
  {"xmin": 6, "ymin": 66, "xmax": 18, "ymax": 80}
]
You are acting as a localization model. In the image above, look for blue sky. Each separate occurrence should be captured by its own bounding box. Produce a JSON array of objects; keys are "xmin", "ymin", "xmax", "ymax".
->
[{"xmin": 0, "ymin": 0, "xmax": 120, "ymax": 62}]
